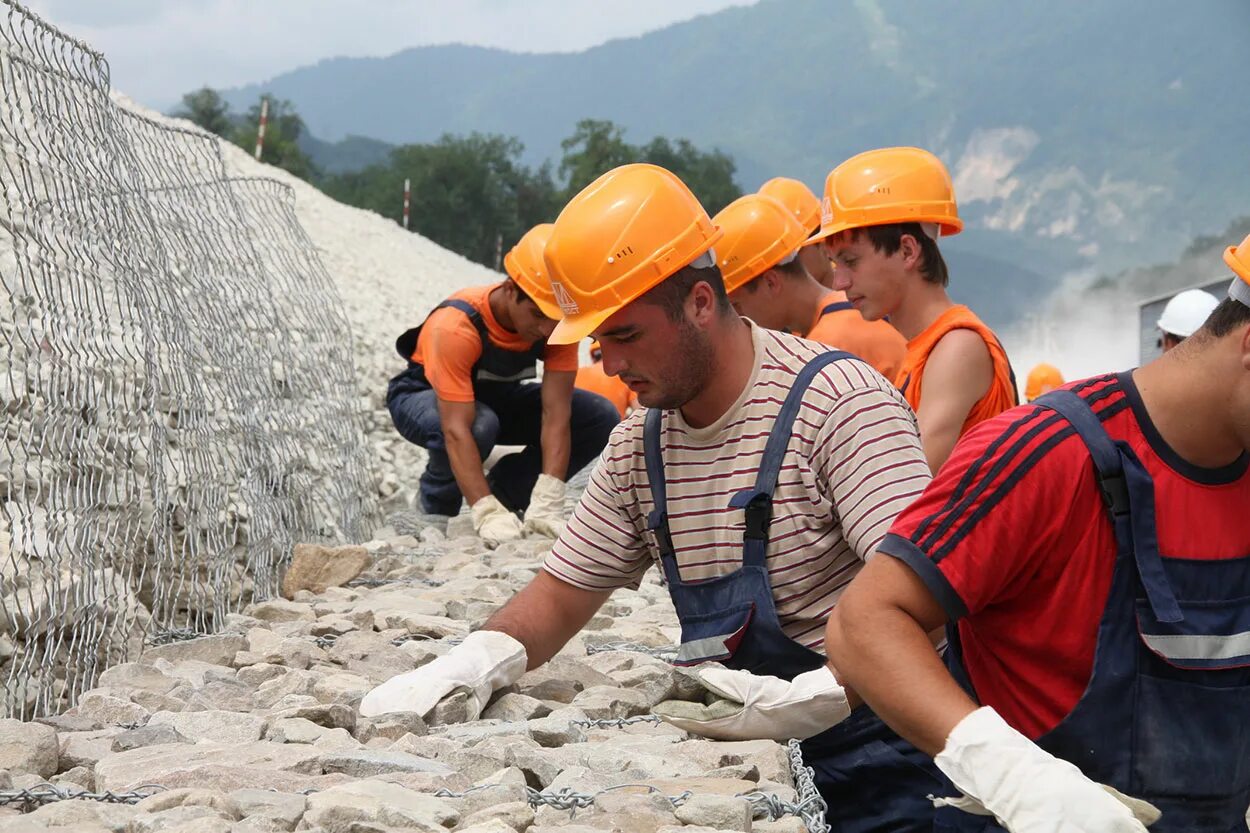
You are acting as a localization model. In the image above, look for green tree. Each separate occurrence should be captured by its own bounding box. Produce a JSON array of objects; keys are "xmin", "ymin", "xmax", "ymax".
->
[
  {"xmin": 322, "ymin": 133, "xmax": 559, "ymax": 269},
  {"xmin": 172, "ymin": 87, "xmax": 234, "ymax": 138},
  {"xmin": 233, "ymin": 96, "xmax": 317, "ymax": 181},
  {"xmin": 557, "ymin": 118, "xmax": 741, "ymax": 212},
  {"xmin": 558, "ymin": 119, "xmax": 636, "ymax": 199},
  {"xmin": 639, "ymin": 136, "xmax": 740, "ymax": 215}
]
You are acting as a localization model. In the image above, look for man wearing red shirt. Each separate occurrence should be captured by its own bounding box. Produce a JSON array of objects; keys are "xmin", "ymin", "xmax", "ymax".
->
[{"xmin": 826, "ymin": 233, "xmax": 1250, "ymax": 832}]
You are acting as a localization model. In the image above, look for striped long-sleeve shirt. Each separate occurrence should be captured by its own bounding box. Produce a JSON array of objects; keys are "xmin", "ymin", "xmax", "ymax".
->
[{"xmin": 544, "ymin": 323, "xmax": 931, "ymax": 651}]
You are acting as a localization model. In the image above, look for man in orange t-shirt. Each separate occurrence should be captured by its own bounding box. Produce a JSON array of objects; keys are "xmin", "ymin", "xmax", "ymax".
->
[
  {"xmin": 714, "ymin": 193, "xmax": 906, "ymax": 380},
  {"xmin": 810, "ymin": 147, "xmax": 1017, "ymax": 472},
  {"xmin": 575, "ymin": 342, "xmax": 635, "ymax": 418},
  {"xmin": 386, "ymin": 224, "xmax": 619, "ymax": 544}
]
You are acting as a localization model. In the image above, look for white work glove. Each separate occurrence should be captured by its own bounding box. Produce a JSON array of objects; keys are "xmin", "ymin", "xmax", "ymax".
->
[
  {"xmin": 472, "ymin": 495, "xmax": 524, "ymax": 548},
  {"xmin": 359, "ymin": 630, "xmax": 527, "ymax": 719},
  {"xmin": 522, "ymin": 474, "xmax": 567, "ymax": 539},
  {"xmin": 933, "ymin": 707, "xmax": 1160, "ymax": 832},
  {"xmin": 651, "ymin": 665, "xmax": 850, "ymax": 742}
]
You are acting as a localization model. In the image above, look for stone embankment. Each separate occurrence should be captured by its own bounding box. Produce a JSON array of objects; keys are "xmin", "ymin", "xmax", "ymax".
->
[{"xmin": 0, "ymin": 517, "xmax": 817, "ymax": 833}]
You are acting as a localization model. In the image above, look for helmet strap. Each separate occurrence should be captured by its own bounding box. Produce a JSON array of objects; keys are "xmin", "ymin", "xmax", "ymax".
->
[{"xmin": 1230, "ymin": 277, "xmax": 1250, "ymax": 307}]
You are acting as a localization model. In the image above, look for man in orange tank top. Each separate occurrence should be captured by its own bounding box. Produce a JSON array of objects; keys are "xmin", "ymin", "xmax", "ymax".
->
[
  {"xmin": 575, "ymin": 341, "xmax": 636, "ymax": 418},
  {"xmin": 808, "ymin": 147, "xmax": 1018, "ymax": 472},
  {"xmin": 714, "ymin": 193, "xmax": 907, "ymax": 379}
]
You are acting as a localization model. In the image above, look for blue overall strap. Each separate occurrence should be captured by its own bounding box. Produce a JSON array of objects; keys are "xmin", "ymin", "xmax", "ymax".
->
[
  {"xmin": 728, "ymin": 351, "xmax": 856, "ymax": 569},
  {"xmin": 821, "ymin": 300, "xmax": 855, "ymax": 315},
  {"xmin": 1035, "ymin": 390, "xmax": 1182, "ymax": 624},
  {"xmin": 643, "ymin": 407, "xmax": 683, "ymax": 586}
]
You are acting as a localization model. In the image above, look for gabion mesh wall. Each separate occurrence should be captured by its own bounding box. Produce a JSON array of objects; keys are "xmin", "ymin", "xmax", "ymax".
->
[{"xmin": 0, "ymin": 0, "xmax": 379, "ymax": 717}]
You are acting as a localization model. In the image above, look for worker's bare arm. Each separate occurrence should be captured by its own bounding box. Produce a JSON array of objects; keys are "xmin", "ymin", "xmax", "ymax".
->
[
  {"xmin": 482, "ymin": 570, "xmax": 612, "ymax": 668},
  {"xmin": 915, "ymin": 329, "xmax": 993, "ymax": 473},
  {"xmin": 437, "ymin": 397, "xmax": 491, "ymax": 506},
  {"xmin": 825, "ymin": 554, "xmax": 978, "ymax": 756},
  {"xmin": 539, "ymin": 369, "xmax": 575, "ymax": 478}
]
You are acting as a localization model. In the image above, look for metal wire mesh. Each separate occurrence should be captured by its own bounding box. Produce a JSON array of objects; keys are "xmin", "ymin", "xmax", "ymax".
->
[{"xmin": 0, "ymin": 0, "xmax": 378, "ymax": 717}]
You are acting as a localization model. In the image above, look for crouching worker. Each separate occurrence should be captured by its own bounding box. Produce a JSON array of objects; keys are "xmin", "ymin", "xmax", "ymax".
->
[
  {"xmin": 365, "ymin": 163, "xmax": 946, "ymax": 831},
  {"xmin": 385, "ymin": 222, "xmax": 619, "ymax": 545},
  {"xmin": 825, "ymin": 236, "xmax": 1250, "ymax": 832}
]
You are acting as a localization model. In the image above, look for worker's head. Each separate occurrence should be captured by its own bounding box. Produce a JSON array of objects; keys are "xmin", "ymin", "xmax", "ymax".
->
[
  {"xmin": 809, "ymin": 147, "xmax": 960, "ymax": 321},
  {"xmin": 1175, "ymin": 234, "xmax": 1250, "ymax": 450},
  {"xmin": 1025, "ymin": 363, "xmax": 1064, "ymax": 402},
  {"xmin": 758, "ymin": 177, "xmax": 837, "ymax": 289},
  {"xmin": 543, "ymin": 163, "xmax": 729, "ymax": 409},
  {"xmin": 1156, "ymin": 288, "xmax": 1220, "ymax": 353},
  {"xmin": 714, "ymin": 193, "xmax": 813, "ymax": 333},
  {"xmin": 503, "ymin": 223, "xmax": 561, "ymax": 341}
]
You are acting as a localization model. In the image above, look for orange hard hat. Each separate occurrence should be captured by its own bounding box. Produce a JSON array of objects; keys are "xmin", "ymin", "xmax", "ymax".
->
[
  {"xmin": 503, "ymin": 223, "xmax": 561, "ymax": 320},
  {"xmin": 807, "ymin": 147, "xmax": 962, "ymax": 246},
  {"xmin": 758, "ymin": 177, "xmax": 821, "ymax": 235},
  {"xmin": 1025, "ymin": 363, "xmax": 1064, "ymax": 401},
  {"xmin": 1224, "ymin": 233, "xmax": 1250, "ymax": 306},
  {"xmin": 543, "ymin": 163, "xmax": 722, "ymax": 345},
  {"xmin": 713, "ymin": 194, "xmax": 811, "ymax": 294}
]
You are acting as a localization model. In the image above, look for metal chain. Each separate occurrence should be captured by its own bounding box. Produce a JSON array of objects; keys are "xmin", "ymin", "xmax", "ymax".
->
[
  {"xmin": 313, "ymin": 632, "xmax": 464, "ymax": 649},
  {"xmin": 0, "ymin": 783, "xmax": 165, "ymax": 811},
  {"xmin": 345, "ymin": 576, "xmax": 446, "ymax": 589},
  {"xmin": 144, "ymin": 627, "xmax": 210, "ymax": 646},
  {"xmin": 434, "ymin": 783, "xmax": 692, "ymax": 819},
  {"xmin": 571, "ymin": 714, "xmax": 663, "ymax": 729},
  {"xmin": 787, "ymin": 738, "xmax": 831, "ymax": 833},
  {"xmin": 585, "ymin": 641, "xmax": 678, "ymax": 659}
]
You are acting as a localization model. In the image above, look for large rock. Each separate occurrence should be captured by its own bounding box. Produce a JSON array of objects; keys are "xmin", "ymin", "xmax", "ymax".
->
[
  {"xmin": 281, "ymin": 543, "xmax": 371, "ymax": 599},
  {"xmin": 302, "ymin": 780, "xmax": 459, "ymax": 832},
  {"xmin": 59, "ymin": 728, "xmax": 123, "ymax": 770},
  {"xmin": 26, "ymin": 798, "xmax": 138, "ymax": 831},
  {"xmin": 69, "ymin": 692, "xmax": 151, "ymax": 726},
  {"xmin": 111, "ymin": 723, "xmax": 190, "ymax": 752},
  {"xmin": 229, "ymin": 788, "xmax": 307, "ymax": 831},
  {"xmin": 142, "ymin": 634, "xmax": 247, "ymax": 667},
  {"xmin": 673, "ymin": 794, "xmax": 753, "ymax": 831},
  {"xmin": 318, "ymin": 748, "xmax": 453, "ymax": 778},
  {"xmin": 94, "ymin": 742, "xmax": 325, "ymax": 792},
  {"xmin": 148, "ymin": 711, "xmax": 267, "ymax": 744},
  {"xmin": 0, "ymin": 718, "xmax": 57, "ymax": 777},
  {"xmin": 247, "ymin": 599, "xmax": 316, "ymax": 623}
]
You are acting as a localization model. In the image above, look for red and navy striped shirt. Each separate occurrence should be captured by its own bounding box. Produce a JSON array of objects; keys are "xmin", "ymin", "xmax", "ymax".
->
[{"xmin": 882, "ymin": 372, "xmax": 1250, "ymax": 738}]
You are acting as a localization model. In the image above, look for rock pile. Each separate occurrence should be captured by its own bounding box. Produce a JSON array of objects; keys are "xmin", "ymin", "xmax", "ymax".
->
[{"xmin": 0, "ymin": 519, "xmax": 815, "ymax": 833}]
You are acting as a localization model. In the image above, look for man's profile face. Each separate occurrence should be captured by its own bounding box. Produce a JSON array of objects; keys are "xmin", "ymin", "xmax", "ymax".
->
[
  {"xmin": 824, "ymin": 232, "xmax": 907, "ymax": 322},
  {"xmin": 728, "ymin": 277, "xmax": 787, "ymax": 332},
  {"xmin": 512, "ymin": 294, "xmax": 557, "ymax": 342},
  {"xmin": 592, "ymin": 293, "xmax": 715, "ymax": 410}
]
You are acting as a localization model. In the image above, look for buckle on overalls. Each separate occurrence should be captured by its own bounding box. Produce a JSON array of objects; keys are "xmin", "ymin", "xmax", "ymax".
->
[
  {"xmin": 1096, "ymin": 471, "xmax": 1130, "ymax": 517},
  {"xmin": 743, "ymin": 494, "xmax": 773, "ymax": 541}
]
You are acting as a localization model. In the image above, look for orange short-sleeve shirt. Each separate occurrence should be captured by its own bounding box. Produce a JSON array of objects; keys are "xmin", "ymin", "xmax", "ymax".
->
[
  {"xmin": 412, "ymin": 283, "xmax": 577, "ymax": 403},
  {"xmin": 806, "ymin": 291, "xmax": 907, "ymax": 381}
]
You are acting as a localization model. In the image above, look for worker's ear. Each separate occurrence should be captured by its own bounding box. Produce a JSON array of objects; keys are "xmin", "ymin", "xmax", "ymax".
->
[
  {"xmin": 898, "ymin": 233, "xmax": 923, "ymax": 271},
  {"xmin": 763, "ymin": 269, "xmax": 784, "ymax": 296}
]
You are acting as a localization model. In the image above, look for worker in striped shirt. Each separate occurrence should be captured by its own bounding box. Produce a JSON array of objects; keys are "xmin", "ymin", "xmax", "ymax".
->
[{"xmin": 362, "ymin": 163, "xmax": 941, "ymax": 830}]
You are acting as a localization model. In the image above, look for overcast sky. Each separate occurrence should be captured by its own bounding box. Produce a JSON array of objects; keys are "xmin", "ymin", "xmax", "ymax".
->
[{"xmin": 25, "ymin": 0, "xmax": 758, "ymax": 109}]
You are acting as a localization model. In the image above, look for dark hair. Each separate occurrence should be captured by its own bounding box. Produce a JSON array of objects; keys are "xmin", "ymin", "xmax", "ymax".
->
[
  {"xmin": 852, "ymin": 223, "xmax": 949, "ymax": 287},
  {"xmin": 771, "ymin": 255, "xmax": 808, "ymax": 279},
  {"xmin": 505, "ymin": 277, "xmax": 541, "ymax": 310},
  {"xmin": 1202, "ymin": 296, "xmax": 1250, "ymax": 338},
  {"xmin": 638, "ymin": 261, "xmax": 732, "ymax": 320}
]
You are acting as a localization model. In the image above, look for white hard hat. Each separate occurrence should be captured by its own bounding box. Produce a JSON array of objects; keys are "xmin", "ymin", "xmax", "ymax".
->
[{"xmin": 1157, "ymin": 288, "xmax": 1220, "ymax": 338}]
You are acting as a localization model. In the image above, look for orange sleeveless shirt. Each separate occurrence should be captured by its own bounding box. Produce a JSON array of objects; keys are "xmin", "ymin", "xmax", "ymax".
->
[{"xmin": 895, "ymin": 305, "xmax": 1017, "ymax": 434}]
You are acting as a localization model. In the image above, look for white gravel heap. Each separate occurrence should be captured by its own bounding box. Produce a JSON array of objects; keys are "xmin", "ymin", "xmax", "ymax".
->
[{"xmin": 0, "ymin": 520, "xmax": 813, "ymax": 833}]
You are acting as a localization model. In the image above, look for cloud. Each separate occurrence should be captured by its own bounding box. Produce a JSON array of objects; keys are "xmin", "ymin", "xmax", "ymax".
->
[
  {"xmin": 952, "ymin": 126, "xmax": 1040, "ymax": 204},
  {"xmin": 852, "ymin": 0, "xmax": 902, "ymax": 70},
  {"xmin": 23, "ymin": 0, "xmax": 759, "ymax": 108}
]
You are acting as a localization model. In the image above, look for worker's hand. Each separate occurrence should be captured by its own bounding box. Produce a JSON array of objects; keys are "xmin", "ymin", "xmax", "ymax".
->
[
  {"xmin": 471, "ymin": 495, "xmax": 524, "ymax": 548},
  {"xmin": 933, "ymin": 707, "xmax": 1159, "ymax": 832},
  {"xmin": 359, "ymin": 630, "xmax": 527, "ymax": 719},
  {"xmin": 522, "ymin": 474, "xmax": 567, "ymax": 539},
  {"xmin": 652, "ymin": 665, "xmax": 849, "ymax": 742}
]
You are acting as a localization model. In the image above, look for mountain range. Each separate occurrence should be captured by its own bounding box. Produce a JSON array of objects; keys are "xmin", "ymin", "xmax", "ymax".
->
[{"xmin": 221, "ymin": 0, "xmax": 1250, "ymax": 329}]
